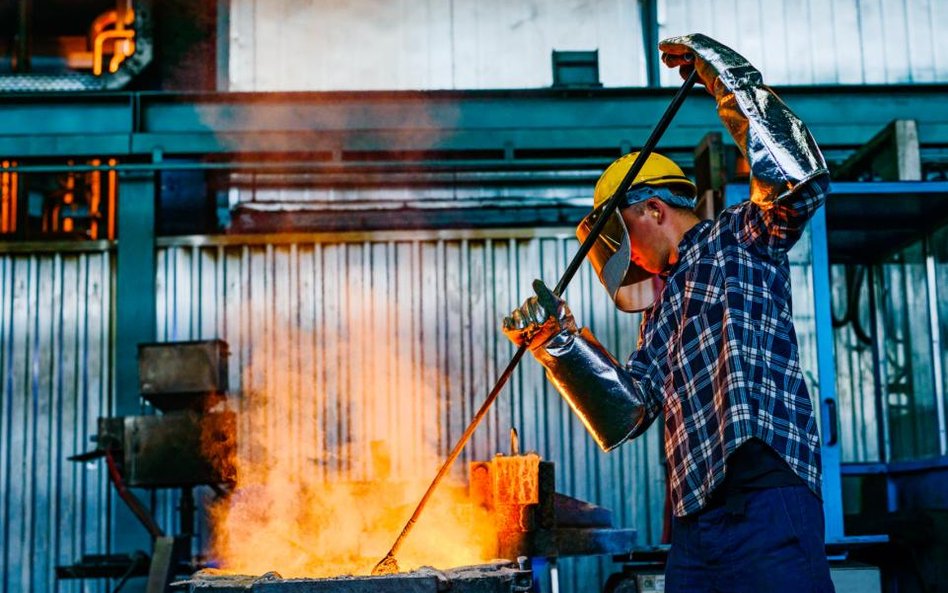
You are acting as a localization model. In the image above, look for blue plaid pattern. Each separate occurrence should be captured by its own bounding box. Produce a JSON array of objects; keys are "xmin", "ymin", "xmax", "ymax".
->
[{"xmin": 626, "ymin": 174, "xmax": 829, "ymax": 516}]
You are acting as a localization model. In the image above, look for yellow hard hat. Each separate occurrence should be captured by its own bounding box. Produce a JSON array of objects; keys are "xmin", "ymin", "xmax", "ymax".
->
[
  {"xmin": 577, "ymin": 152, "xmax": 696, "ymax": 312},
  {"xmin": 592, "ymin": 152, "xmax": 696, "ymax": 210}
]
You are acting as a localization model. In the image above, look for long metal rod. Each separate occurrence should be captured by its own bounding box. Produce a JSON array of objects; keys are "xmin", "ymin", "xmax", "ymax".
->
[{"xmin": 372, "ymin": 70, "xmax": 699, "ymax": 575}]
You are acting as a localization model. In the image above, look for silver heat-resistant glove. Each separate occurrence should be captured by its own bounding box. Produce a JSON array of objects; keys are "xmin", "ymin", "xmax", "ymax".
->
[
  {"xmin": 503, "ymin": 279, "xmax": 578, "ymax": 351},
  {"xmin": 660, "ymin": 33, "xmax": 828, "ymax": 204},
  {"xmin": 503, "ymin": 280, "xmax": 650, "ymax": 452}
]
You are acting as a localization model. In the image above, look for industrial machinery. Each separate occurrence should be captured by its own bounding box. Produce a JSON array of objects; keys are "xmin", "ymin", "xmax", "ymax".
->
[
  {"xmin": 177, "ymin": 435, "xmax": 632, "ymax": 593},
  {"xmin": 469, "ymin": 446, "xmax": 636, "ymax": 563},
  {"xmin": 0, "ymin": 0, "xmax": 153, "ymax": 92},
  {"xmin": 57, "ymin": 339, "xmax": 236, "ymax": 593},
  {"xmin": 470, "ymin": 445, "xmax": 637, "ymax": 591}
]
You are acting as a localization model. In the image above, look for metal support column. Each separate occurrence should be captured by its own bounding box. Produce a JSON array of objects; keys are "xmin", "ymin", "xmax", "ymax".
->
[
  {"xmin": 810, "ymin": 207, "xmax": 845, "ymax": 541},
  {"xmin": 640, "ymin": 0, "xmax": 661, "ymax": 88},
  {"xmin": 112, "ymin": 169, "xmax": 157, "ymax": 571},
  {"xmin": 216, "ymin": 0, "xmax": 230, "ymax": 91},
  {"xmin": 115, "ymin": 170, "xmax": 156, "ymax": 415},
  {"xmin": 925, "ymin": 241, "xmax": 947, "ymax": 456}
]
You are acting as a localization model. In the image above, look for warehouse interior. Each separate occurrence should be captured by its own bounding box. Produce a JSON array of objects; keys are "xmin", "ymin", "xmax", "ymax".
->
[{"xmin": 0, "ymin": 1, "xmax": 946, "ymax": 592}]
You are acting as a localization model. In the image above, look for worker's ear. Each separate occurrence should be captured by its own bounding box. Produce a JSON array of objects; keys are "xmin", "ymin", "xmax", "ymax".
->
[{"xmin": 645, "ymin": 198, "xmax": 663, "ymax": 223}]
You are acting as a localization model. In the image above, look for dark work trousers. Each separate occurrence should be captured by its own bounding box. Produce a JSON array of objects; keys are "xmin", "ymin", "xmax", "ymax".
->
[{"xmin": 664, "ymin": 485, "xmax": 836, "ymax": 593}]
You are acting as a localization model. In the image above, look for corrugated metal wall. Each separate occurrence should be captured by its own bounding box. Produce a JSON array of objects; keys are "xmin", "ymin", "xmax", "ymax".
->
[
  {"xmin": 875, "ymin": 243, "xmax": 940, "ymax": 461},
  {"xmin": 226, "ymin": 0, "xmax": 945, "ymax": 92},
  {"xmin": 0, "ymin": 246, "xmax": 112, "ymax": 593},
  {"xmin": 153, "ymin": 226, "xmax": 821, "ymax": 590},
  {"xmin": 831, "ymin": 233, "xmax": 947, "ymax": 464},
  {"xmin": 0, "ymin": 224, "xmax": 823, "ymax": 593},
  {"xmin": 788, "ymin": 226, "xmax": 819, "ymax": 402},
  {"xmin": 155, "ymin": 229, "xmax": 665, "ymax": 590},
  {"xmin": 227, "ymin": 0, "xmax": 648, "ymax": 90},
  {"xmin": 831, "ymin": 264, "xmax": 882, "ymax": 463},
  {"xmin": 658, "ymin": 0, "xmax": 947, "ymax": 86}
]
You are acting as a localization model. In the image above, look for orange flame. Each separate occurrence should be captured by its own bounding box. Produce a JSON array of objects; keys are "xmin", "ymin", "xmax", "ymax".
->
[{"xmin": 203, "ymin": 325, "xmax": 497, "ymax": 578}]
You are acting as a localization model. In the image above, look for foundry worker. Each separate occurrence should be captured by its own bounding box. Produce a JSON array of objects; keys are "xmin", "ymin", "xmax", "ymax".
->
[{"xmin": 503, "ymin": 34, "xmax": 834, "ymax": 593}]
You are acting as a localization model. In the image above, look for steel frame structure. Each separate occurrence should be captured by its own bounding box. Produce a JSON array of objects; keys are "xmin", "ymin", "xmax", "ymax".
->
[
  {"xmin": 0, "ymin": 84, "xmax": 946, "ymax": 163},
  {"xmin": 726, "ymin": 179, "xmax": 948, "ymax": 546}
]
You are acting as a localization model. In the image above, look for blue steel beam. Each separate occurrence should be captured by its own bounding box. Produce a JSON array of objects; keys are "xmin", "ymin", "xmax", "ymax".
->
[
  {"xmin": 810, "ymin": 205, "xmax": 846, "ymax": 543},
  {"xmin": 113, "ymin": 170, "xmax": 157, "ymax": 559},
  {"xmin": 115, "ymin": 170, "xmax": 157, "ymax": 415},
  {"xmin": 0, "ymin": 95, "xmax": 134, "ymax": 157},
  {"xmin": 0, "ymin": 85, "xmax": 944, "ymax": 159}
]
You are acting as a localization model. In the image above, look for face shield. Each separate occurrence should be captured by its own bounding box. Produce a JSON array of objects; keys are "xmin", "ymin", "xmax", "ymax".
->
[{"xmin": 575, "ymin": 203, "xmax": 663, "ymax": 313}]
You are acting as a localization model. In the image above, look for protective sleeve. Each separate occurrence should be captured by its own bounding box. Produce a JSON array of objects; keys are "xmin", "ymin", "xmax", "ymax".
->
[
  {"xmin": 532, "ymin": 326, "xmax": 663, "ymax": 452},
  {"xmin": 716, "ymin": 77, "xmax": 829, "ymax": 254},
  {"xmin": 661, "ymin": 34, "xmax": 830, "ymax": 255}
]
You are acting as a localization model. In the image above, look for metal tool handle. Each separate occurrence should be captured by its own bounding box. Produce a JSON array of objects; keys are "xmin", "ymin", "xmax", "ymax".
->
[{"xmin": 372, "ymin": 69, "xmax": 699, "ymax": 576}]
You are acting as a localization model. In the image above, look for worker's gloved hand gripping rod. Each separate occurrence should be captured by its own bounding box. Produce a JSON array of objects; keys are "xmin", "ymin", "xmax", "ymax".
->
[{"xmin": 371, "ymin": 69, "xmax": 700, "ymax": 576}]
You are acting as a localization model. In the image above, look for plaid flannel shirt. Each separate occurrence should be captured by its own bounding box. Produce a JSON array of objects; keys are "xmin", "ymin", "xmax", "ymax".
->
[{"xmin": 627, "ymin": 174, "xmax": 829, "ymax": 517}]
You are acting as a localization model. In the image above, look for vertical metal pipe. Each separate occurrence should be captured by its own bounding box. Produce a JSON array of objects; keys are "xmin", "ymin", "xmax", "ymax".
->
[
  {"xmin": 549, "ymin": 557, "xmax": 560, "ymax": 593},
  {"xmin": 924, "ymin": 241, "xmax": 947, "ymax": 455},
  {"xmin": 114, "ymin": 169, "xmax": 157, "ymax": 555},
  {"xmin": 639, "ymin": 0, "xmax": 661, "ymax": 87},
  {"xmin": 115, "ymin": 171, "xmax": 156, "ymax": 414},
  {"xmin": 1, "ymin": 162, "xmax": 9, "ymax": 233},
  {"xmin": 216, "ymin": 0, "xmax": 230, "ymax": 91},
  {"xmin": 810, "ymin": 208, "xmax": 844, "ymax": 542},
  {"xmin": 179, "ymin": 487, "xmax": 195, "ymax": 537},
  {"xmin": 107, "ymin": 160, "xmax": 118, "ymax": 240},
  {"xmin": 8, "ymin": 166, "xmax": 16, "ymax": 235},
  {"xmin": 896, "ymin": 251, "xmax": 916, "ymax": 456},
  {"xmin": 868, "ymin": 265, "xmax": 892, "ymax": 465}
]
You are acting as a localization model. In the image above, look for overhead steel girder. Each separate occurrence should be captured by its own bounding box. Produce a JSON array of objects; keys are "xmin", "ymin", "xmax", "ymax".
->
[{"xmin": 0, "ymin": 84, "xmax": 945, "ymax": 160}]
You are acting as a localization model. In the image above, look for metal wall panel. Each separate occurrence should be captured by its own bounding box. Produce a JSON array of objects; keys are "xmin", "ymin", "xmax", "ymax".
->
[
  {"xmin": 0, "ymin": 227, "xmax": 830, "ymax": 592},
  {"xmin": 227, "ymin": 0, "xmax": 944, "ymax": 91},
  {"xmin": 0, "ymin": 246, "xmax": 113, "ymax": 593},
  {"xmin": 831, "ymin": 264, "xmax": 882, "ymax": 463},
  {"xmin": 788, "ymin": 225, "xmax": 820, "ymax": 404},
  {"xmin": 876, "ymin": 242, "xmax": 940, "ymax": 461},
  {"xmin": 156, "ymin": 230, "xmax": 663, "ymax": 590},
  {"xmin": 830, "ymin": 230, "xmax": 948, "ymax": 465},
  {"xmin": 659, "ymin": 0, "xmax": 947, "ymax": 85},
  {"xmin": 227, "ymin": 0, "xmax": 648, "ymax": 91},
  {"xmin": 934, "ymin": 226, "xmax": 948, "ymax": 456}
]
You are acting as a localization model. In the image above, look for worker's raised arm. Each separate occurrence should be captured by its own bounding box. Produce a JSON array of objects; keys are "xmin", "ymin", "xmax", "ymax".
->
[
  {"xmin": 660, "ymin": 33, "xmax": 829, "ymax": 255},
  {"xmin": 503, "ymin": 280, "xmax": 663, "ymax": 451}
]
